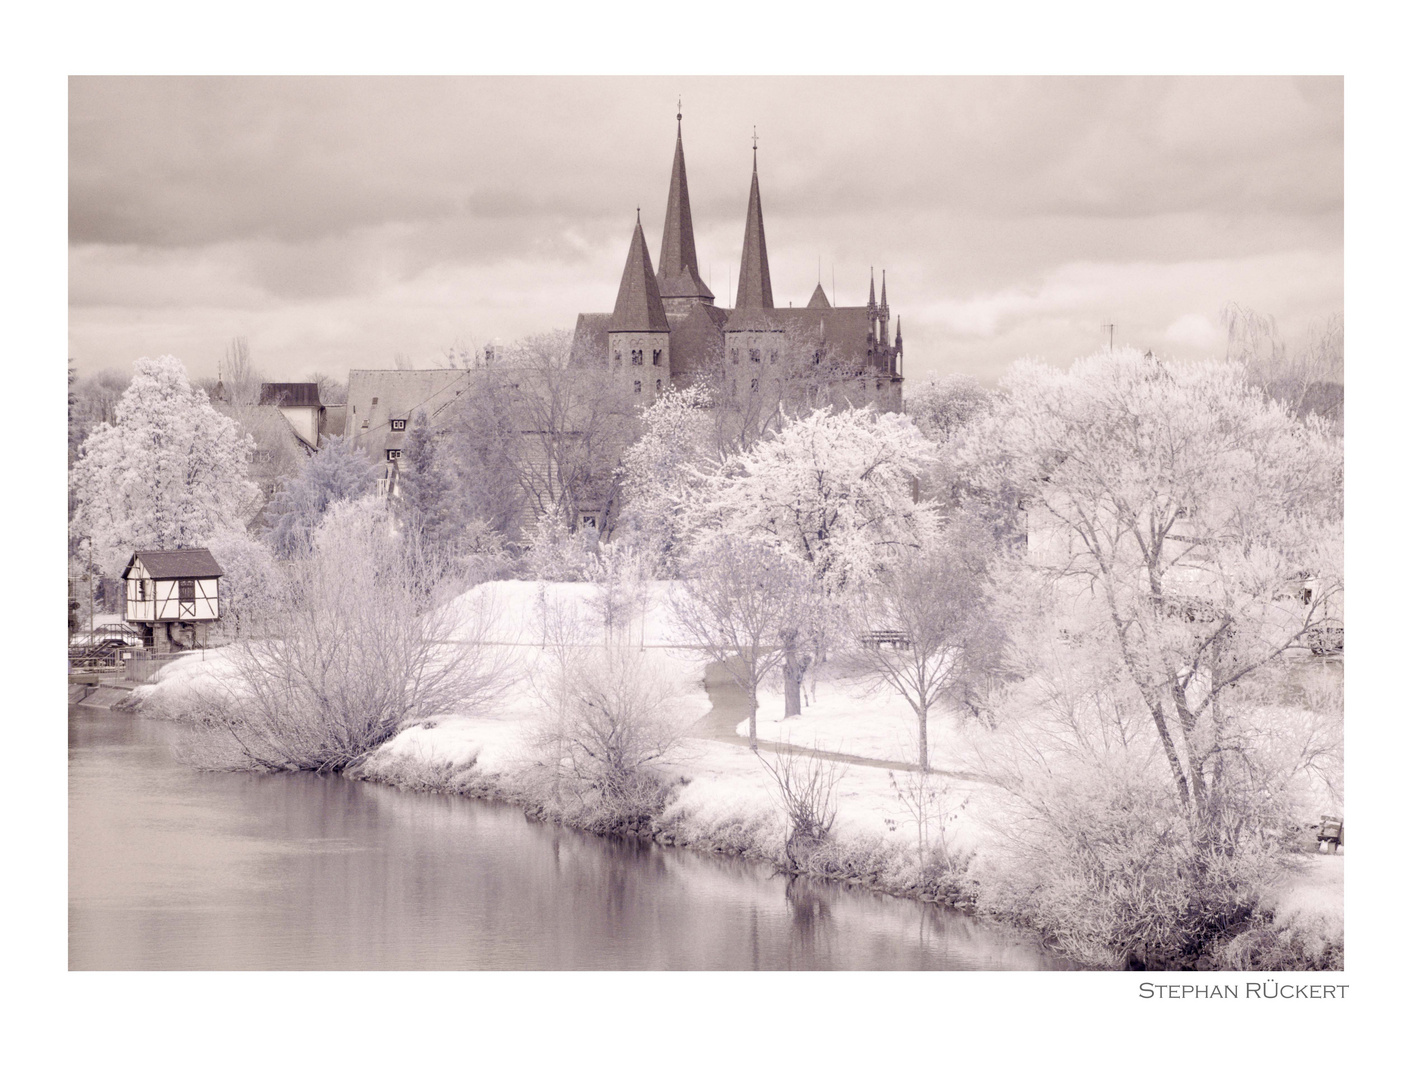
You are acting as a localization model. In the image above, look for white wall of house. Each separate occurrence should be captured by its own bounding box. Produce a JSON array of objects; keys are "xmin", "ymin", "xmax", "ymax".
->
[
  {"xmin": 278, "ymin": 404, "xmax": 320, "ymax": 448},
  {"xmin": 125, "ymin": 560, "xmax": 221, "ymax": 622}
]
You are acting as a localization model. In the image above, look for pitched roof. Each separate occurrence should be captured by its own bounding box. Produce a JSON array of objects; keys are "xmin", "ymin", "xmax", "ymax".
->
[
  {"xmin": 345, "ymin": 369, "xmax": 473, "ymax": 454},
  {"xmin": 609, "ymin": 216, "xmax": 671, "ymax": 333},
  {"xmin": 735, "ymin": 156, "xmax": 773, "ymax": 310},
  {"xmin": 657, "ymin": 121, "xmax": 714, "ymax": 303},
  {"xmin": 125, "ymin": 548, "xmax": 225, "ymax": 580},
  {"xmin": 806, "ymin": 282, "xmax": 832, "ymax": 309},
  {"xmin": 259, "ymin": 382, "xmax": 321, "ymax": 407}
]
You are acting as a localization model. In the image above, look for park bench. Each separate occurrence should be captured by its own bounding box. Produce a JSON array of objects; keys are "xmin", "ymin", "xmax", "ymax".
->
[
  {"xmin": 1315, "ymin": 816, "xmax": 1344, "ymax": 853},
  {"xmin": 860, "ymin": 629, "xmax": 910, "ymax": 650}
]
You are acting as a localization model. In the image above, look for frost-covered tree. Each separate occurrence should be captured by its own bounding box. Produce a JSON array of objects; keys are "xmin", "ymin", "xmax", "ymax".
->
[
  {"xmin": 852, "ymin": 526, "xmax": 1001, "ymax": 771},
  {"xmin": 265, "ymin": 434, "xmax": 380, "ymax": 558},
  {"xmin": 204, "ymin": 527, "xmax": 283, "ymax": 639},
  {"xmin": 904, "ymin": 372, "xmax": 990, "ymax": 446},
  {"xmin": 617, "ymin": 383, "xmax": 715, "ymax": 573},
  {"xmin": 671, "ymin": 535, "xmax": 819, "ymax": 748},
  {"xmin": 959, "ymin": 349, "xmax": 1343, "ymax": 853},
  {"xmin": 70, "ymin": 356, "xmax": 259, "ymax": 577},
  {"xmin": 687, "ymin": 407, "xmax": 941, "ymax": 593},
  {"xmin": 396, "ymin": 410, "xmax": 461, "ymax": 552}
]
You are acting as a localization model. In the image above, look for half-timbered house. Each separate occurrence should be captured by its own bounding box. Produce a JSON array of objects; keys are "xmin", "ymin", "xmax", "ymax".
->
[{"xmin": 122, "ymin": 548, "xmax": 224, "ymax": 651}]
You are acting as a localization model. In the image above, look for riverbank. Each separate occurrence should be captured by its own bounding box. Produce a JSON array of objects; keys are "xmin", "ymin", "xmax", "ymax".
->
[{"xmin": 130, "ymin": 578, "xmax": 1343, "ymax": 969}]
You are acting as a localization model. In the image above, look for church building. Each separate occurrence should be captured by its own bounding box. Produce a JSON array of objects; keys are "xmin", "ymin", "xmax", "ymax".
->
[{"xmin": 571, "ymin": 113, "xmax": 904, "ymax": 412}]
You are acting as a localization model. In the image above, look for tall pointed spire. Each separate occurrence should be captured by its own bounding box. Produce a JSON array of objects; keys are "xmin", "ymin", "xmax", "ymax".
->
[
  {"xmin": 735, "ymin": 129, "xmax": 773, "ymax": 310},
  {"xmin": 868, "ymin": 268, "xmax": 877, "ymax": 310},
  {"xmin": 657, "ymin": 104, "xmax": 713, "ymax": 303},
  {"xmin": 610, "ymin": 215, "xmax": 670, "ymax": 333},
  {"xmin": 880, "ymin": 269, "xmax": 888, "ymax": 311}
]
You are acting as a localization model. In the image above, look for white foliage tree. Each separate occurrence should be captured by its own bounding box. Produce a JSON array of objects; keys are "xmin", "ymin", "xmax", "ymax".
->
[
  {"xmin": 617, "ymin": 383, "xmax": 715, "ymax": 573},
  {"xmin": 686, "ymin": 406, "xmax": 941, "ymax": 594},
  {"xmin": 70, "ymin": 356, "xmax": 258, "ymax": 577},
  {"xmin": 958, "ymin": 349, "xmax": 1343, "ymax": 853}
]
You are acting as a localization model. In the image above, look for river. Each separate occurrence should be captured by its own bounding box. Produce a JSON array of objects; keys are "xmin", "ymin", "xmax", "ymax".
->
[{"xmin": 69, "ymin": 706, "xmax": 1068, "ymax": 970}]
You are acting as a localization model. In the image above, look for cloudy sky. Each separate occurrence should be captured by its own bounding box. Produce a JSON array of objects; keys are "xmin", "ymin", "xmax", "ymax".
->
[{"xmin": 68, "ymin": 76, "xmax": 1342, "ymax": 385}]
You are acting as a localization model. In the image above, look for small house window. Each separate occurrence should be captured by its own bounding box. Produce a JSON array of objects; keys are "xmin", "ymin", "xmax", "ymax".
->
[
  {"xmin": 387, "ymin": 448, "xmax": 402, "ymax": 460},
  {"xmin": 372, "ymin": 397, "xmax": 379, "ymax": 406},
  {"xmin": 390, "ymin": 419, "xmax": 406, "ymax": 432},
  {"xmin": 580, "ymin": 514, "xmax": 598, "ymax": 531},
  {"xmin": 179, "ymin": 579, "xmax": 195, "ymax": 602},
  {"xmin": 631, "ymin": 349, "xmax": 644, "ymax": 366},
  {"xmin": 750, "ymin": 378, "xmax": 760, "ymax": 393},
  {"xmin": 634, "ymin": 380, "xmax": 642, "ymax": 394},
  {"xmin": 652, "ymin": 349, "xmax": 662, "ymax": 366}
]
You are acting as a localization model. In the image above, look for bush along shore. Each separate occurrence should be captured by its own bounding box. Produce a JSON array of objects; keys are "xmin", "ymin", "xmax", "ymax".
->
[{"xmin": 343, "ymin": 729, "xmax": 987, "ymax": 916}]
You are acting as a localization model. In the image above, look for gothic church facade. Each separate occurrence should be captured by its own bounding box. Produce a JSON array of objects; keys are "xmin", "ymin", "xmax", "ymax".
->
[{"xmin": 571, "ymin": 115, "xmax": 904, "ymax": 413}]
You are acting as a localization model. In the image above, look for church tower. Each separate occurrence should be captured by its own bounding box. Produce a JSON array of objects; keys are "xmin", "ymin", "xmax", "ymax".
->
[
  {"xmin": 656, "ymin": 107, "xmax": 714, "ymax": 316},
  {"xmin": 725, "ymin": 134, "xmax": 782, "ymax": 399},
  {"xmin": 608, "ymin": 210, "xmax": 672, "ymax": 404}
]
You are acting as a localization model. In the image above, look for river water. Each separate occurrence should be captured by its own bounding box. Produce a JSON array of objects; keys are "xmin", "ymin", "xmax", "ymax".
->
[{"xmin": 69, "ymin": 706, "xmax": 1068, "ymax": 971}]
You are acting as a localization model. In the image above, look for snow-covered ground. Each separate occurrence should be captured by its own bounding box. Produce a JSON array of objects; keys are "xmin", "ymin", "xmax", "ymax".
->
[{"xmin": 140, "ymin": 577, "xmax": 1340, "ymax": 946}]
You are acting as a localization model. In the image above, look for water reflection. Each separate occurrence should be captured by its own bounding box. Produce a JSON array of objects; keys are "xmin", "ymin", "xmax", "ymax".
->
[{"xmin": 69, "ymin": 708, "xmax": 1068, "ymax": 971}]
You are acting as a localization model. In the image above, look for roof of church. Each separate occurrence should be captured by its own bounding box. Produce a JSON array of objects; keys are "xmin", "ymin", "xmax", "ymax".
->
[
  {"xmin": 806, "ymin": 283, "xmax": 832, "ymax": 309},
  {"xmin": 735, "ymin": 154, "xmax": 773, "ymax": 311},
  {"xmin": 657, "ymin": 120, "xmax": 714, "ymax": 303},
  {"xmin": 610, "ymin": 216, "xmax": 671, "ymax": 333}
]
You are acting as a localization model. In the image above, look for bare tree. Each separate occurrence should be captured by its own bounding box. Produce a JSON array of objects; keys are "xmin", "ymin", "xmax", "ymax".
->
[
  {"xmin": 525, "ymin": 643, "xmax": 694, "ymax": 817},
  {"xmin": 757, "ymin": 742, "xmax": 846, "ymax": 869},
  {"xmin": 850, "ymin": 532, "xmax": 1000, "ymax": 770},
  {"xmin": 164, "ymin": 498, "xmax": 510, "ymax": 772},
  {"xmin": 671, "ymin": 535, "xmax": 816, "ymax": 749},
  {"xmin": 444, "ymin": 330, "xmax": 639, "ymax": 538}
]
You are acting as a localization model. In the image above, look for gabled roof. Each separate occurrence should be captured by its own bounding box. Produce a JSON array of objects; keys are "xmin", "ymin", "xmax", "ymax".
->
[
  {"xmin": 124, "ymin": 548, "xmax": 225, "ymax": 580},
  {"xmin": 657, "ymin": 120, "xmax": 714, "ymax": 303},
  {"xmin": 609, "ymin": 216, "xmax": 671, "ymax": 333},
  {"xmin": 806, "ymin": 283, "xmax": 832, "ymax": 309},
  {"xmin": 735, "ymin": 155, "xmax": 773, "ymax": 310},
  {"xmin": 345, "ymin": 369, "xmax": 473, "ymax": 454},
  {"xmin": 259, "ymin": 382, "xmax": 321, "ymax": 408}
]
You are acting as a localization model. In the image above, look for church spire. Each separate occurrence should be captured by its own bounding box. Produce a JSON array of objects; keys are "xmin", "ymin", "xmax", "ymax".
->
[
  {"xmin": 610, "ymin": 214, "xmax": 670, "ymax": 333},
  {"xmin": 657, "ymin": 103, "xmax": 713, "ymax": 303},
  {"xmin": 868, "ymin": 267, "xmax": 877, "ymax": 311},
  {"xmin": 735, "ymin": 128, "xmax": 773, "ymax": 310}
]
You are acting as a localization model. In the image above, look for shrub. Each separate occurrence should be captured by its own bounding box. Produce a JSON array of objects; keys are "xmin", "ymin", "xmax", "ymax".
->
[{"xmin": 158, "ymin": 499, "xmax": 510, "ymax": 772}]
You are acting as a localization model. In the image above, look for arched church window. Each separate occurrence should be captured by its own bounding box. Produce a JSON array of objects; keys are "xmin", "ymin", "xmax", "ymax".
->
[
  {"xmin": 750, "ymin": 378, "xmax": 760, "ymax": 393},
  {"xmin": 731, "ymin": 349, "xmax": 739, "ymax": 364},
  {"xmin": 750, "ymin": 349, "xmax": 761, "ymax": 363},
  {"xmin": 633, "ymin": 380, "xmax": 642, "ymax": 394},
  {"xmin": 631, "ymin": 349, "xmax": 643, "ymax": 365},
  {"xmin": 652, "ymin": 349, "xmax": 662, "ymax": 366}
]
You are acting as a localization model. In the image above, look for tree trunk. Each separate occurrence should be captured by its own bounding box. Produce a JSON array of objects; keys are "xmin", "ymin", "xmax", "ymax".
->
[
  {"xmin": 917, "ymin": 703, "xmax": 929, "ymax": 772},
  {"xmin": 748, "ymin": 692, "xmax": 758, "ymax": 751},
  {"xmin": 783, "ymin": 642, "xmax": 808, "ymax": 719}
]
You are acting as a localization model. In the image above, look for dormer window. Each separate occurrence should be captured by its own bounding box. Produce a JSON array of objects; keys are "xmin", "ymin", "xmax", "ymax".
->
[{"xmin": 390, "ymin": 419, "xmax": 406, "ymax": 432}]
